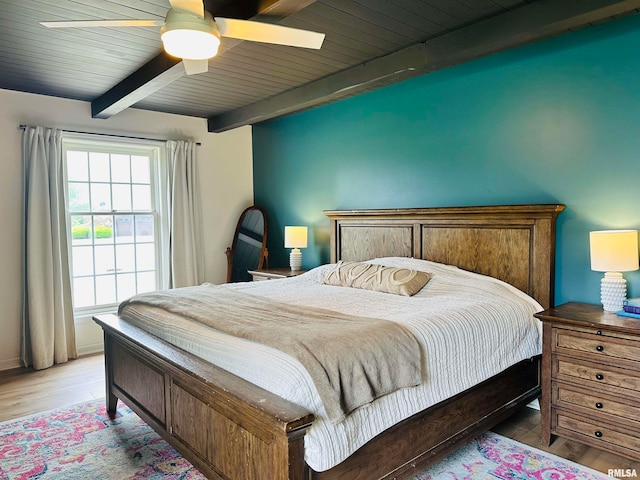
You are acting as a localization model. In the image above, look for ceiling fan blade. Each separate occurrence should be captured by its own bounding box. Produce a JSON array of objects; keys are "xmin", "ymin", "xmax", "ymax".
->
[
  {"xmin": 169, "ymin": 0, "xmax": 204, "ymax": 17},
  {"xmin": 215, "ymin": 18, "xmax": 324, "ymax": 49},
  {"xmin": 40, "ymin": 19, "xmax": 163, "ymax": 28},
  {"xmin": 182, "ymin": 58, "xmax": 208, "ymax": 75}
]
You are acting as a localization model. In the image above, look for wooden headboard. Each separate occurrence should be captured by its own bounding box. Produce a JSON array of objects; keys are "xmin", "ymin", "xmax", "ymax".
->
[{"xmin": 324, "ymin": 204, "xmax": 565, "ymax": 309}]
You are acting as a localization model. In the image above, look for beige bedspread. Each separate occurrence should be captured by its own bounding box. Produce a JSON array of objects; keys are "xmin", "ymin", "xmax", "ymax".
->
[{"xmin": 119, "ymin": 285, "xmax": 422, "ymax": 423}]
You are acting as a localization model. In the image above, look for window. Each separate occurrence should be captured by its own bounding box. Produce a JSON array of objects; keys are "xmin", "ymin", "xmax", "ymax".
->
[{"xmin": 63, "ymin": 135, "xmax": 168, "ymax": 316}]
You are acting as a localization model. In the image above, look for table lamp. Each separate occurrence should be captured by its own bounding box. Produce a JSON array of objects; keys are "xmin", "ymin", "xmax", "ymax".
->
[
  {"xmin": 284, "ymin": 226, "xmax": 308, "ymax": 271},
  {"xmin": 589, "ymin": 230, "xmax": 639, "ymax": 312}
]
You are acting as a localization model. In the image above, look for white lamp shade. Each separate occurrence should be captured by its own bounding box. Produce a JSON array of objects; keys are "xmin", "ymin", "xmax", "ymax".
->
[
  {"xmin": 284, "ymin": 226, "xmax": 308, "ymax": 249},
  {"xmin": 590, "ymin": 230, "xmax": 639, "ymax": 272}
]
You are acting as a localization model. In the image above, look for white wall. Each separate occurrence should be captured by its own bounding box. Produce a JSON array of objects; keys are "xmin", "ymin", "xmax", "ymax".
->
[{"xmin": 0, "ymin": 88, "xmax": 253, "ymax": 370}]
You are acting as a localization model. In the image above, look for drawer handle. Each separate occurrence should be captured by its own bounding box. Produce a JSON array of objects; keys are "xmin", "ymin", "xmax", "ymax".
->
[
  {"xmin": 595, "ymin": 402, "xmax": 603, "ymax": 409},
  {"xmin": 596, "ymin": 330, "xmax": 602, "ymax": 335},
  {"xmin": 596, "ymin": 345, "xmax": 604, "ymax": 352},
  {"xmin": 595, "ymin": 431, "xmax": 603, "ymax": 438},
  {"xmin": 595, "ymin": 374, "xmax": 604, "ymax": 380}
]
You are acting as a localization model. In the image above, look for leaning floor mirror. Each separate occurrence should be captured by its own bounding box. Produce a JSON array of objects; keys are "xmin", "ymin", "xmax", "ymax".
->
[{"xmin": 226, "ymin": 206, "xmax": 268, "ymax": 282}]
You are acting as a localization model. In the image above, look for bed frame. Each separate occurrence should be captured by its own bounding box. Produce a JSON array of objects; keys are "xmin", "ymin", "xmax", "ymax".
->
[{"xmin": 94, "ymin": 204, "xmax": 564, "ymax": 480}]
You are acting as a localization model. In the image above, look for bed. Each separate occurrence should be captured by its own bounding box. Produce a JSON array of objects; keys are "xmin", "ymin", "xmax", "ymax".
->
[{"xmin": 94, "ymin": 204, "xmax": 565, "ymax": 480}]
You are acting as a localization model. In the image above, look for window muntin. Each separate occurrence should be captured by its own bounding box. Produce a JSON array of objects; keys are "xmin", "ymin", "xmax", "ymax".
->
[{"xmin": 63, "ymin": 137, "xmax": 165, "ymax": 315}]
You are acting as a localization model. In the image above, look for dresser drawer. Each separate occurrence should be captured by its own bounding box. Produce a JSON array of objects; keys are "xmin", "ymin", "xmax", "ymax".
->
[
  {"xmin": 554, "ymin": 357, "xmax": 640, "ymax": 397},
  {"xmin": 554, "ymin": 328, "xmax": 640, "ymax": 365},
  {"xmin": 553, "ymin": 382, "xmax": 640, "ymax": 430},
  {"xmin": 554, "ymin": 410, "xmax": 640, "ymax": 460}
]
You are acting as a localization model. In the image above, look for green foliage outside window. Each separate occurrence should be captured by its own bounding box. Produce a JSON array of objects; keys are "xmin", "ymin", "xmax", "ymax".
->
[
  {"xmin": 94, "ymin": 226, "xmax": 113, "ymax": 239},
  {"xmin": 71, "ymin": 225, "xmax": 113, "ymax": 239},
  {"xmin": 72, "ymin": 226, "xmax": 91, "ymax": 239}
]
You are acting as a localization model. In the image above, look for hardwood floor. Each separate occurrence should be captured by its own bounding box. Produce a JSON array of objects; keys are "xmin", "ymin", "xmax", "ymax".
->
[
  {"xmin": 0, "ymin": 354, "xmax": 104, "ymax": 423},
  {"xmin": 1, "ymin": 354, "xmax": 638, "ymax": 477}
]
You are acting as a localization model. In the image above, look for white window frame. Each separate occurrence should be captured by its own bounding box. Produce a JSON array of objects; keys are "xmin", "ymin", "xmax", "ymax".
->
[{"xmin": 62, "ymin": 133, "xmax": 170, "ymax": 321}]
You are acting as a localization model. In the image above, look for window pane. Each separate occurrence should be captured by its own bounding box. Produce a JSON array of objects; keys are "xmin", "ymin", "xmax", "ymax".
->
[
  {"xmin": 132, "ymin": 185, "xmax": 151, "ymax": 211},
  {"xmin": 93, "ymin": 216, "xmax": 114, "ymax": 244},
  {"xmin": 68, "ymin": 183, "xmax": 90, "ymax": 212},
  {"xmin": 115, "ymin": 216, "xmax": 133, "ymax": 243},
  {"xmin": 95, "ymin": 275, "xmax": 116, "ymax": 305},
  {"xmin": 73, "ymin": 277, "xmax": 95, "ymax": 308},
  {"xmin": 112, "ymin": 184, "xmax": 132, "ymax": 211},
  {"xmin": 137, "ymin": 271, "xmax": 156, "ymax": 293},
  {"xmin": 94, "ymin": 245, "xmax": 115, "ymax": 275},
  {"xmin": 131, "ymin": 155, "xmax": 150, "ymax": 184},
  {"xmin": 72, "ymin": 246, "xmax": 94, "ymax": 277},
  {"xmin": 67, "ymin": 151, "xmax": 88, "ymax": 181},
  {"xmin": 117, "ymin": 273, "xmax": 136, "ymax": 301},
  {"xmin": 111, "ymin": 154, "xmax": 131, "ymax": 183},
  {"xmin": 136, "ymin": 243, "xmax": 155, "ymax": 271},
  {"xmin": 65, "ymin": 139, "xmax": 161, "ymax": 312},
  {"xmin": 135, "ymin": 215, "xmax": 154, "ymax": 241},
  {"xmin": 115, "ymin": 244, "xmax": 135, "ymax": 273},
  {"xmin": 89, "ymin": 152, "xmax": 110, "ymax": 182},
  {"xmin": 91, "ymin": 183, "xmax": 111, "ymax": 212},
  {"xmin": 70, "ymin": 215, "xmax": 92, "ymax": 245}
]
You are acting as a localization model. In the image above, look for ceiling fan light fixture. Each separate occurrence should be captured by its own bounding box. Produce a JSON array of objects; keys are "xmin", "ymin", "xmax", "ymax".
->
[
  {"xmin": 162, "ymin": 29, "xmax": 220, "ymax": 59},
  {"xmin": 160, "ymin": 9, "xmax": 220, "ymax": 60}
]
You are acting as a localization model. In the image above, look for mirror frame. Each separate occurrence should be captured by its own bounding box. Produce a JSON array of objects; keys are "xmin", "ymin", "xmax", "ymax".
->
[{"xmin": 225, "ymin": 206, "xmax": 268, "ymax": 282}]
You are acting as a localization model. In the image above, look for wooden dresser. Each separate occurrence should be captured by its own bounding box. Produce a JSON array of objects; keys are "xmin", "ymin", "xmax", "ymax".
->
[{"xmin": 535, "ymin": 302, "xmax": 640, "ymax": 460}]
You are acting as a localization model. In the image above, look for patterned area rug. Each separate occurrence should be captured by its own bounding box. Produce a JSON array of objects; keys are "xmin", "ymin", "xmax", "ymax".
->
[
  {"xmin": 0, "ymin": 399, "xmax": 611, "ymax": 479},
  {"xmin": 412, "ymin": 432, "xmax": 612, "ymax": 480}
]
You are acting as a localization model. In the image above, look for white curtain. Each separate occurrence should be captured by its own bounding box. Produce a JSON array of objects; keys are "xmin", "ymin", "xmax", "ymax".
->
[
  {"xmin": 167, "ymin": 140, "xmax": 204, "ymax": 288},
  {"xmin": 21, "ymin": 126, "xmax": 76, "ymax": 370}
]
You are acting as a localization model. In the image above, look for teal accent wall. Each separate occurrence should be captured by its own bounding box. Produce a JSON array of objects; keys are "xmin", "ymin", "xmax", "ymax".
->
[{"xmin": 253, "ymin": 15, "xmax": 640, "ymax": 306}]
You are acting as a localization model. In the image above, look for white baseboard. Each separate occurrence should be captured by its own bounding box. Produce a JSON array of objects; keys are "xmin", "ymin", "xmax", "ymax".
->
[
  {"xmin": 0, "ymin": 356, "xmax": 21, "ymax": 372},
  {"xmin": 0, "ymin": 346, "xmax": 103, "ymax": 371},
  {"xmin": 75, "ymin": 317, "xmax": 105, "ymax": 357},
  {"xmin": 527, "ymin": 398, "xmax": 540, "ymax": 410},
  {"xmin": 76, "ymin": 343, "xmax": 104, "ymax": 357}
]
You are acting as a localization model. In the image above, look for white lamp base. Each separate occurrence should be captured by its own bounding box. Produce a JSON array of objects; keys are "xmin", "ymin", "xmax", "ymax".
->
[
  {"xmin": 289, "ymin": 248, "xmax": 302, "ymax": 271},
  {"xmin": 600, "ymin": 271, "xmax": 627, "ymax": 312}
]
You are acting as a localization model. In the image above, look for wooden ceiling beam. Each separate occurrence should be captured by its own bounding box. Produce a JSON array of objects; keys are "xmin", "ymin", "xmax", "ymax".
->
[
  {"xmin": 214, "ymin": 0, "xmax": 317, "ymax": 19},
  {"xmin": 91, "ymin": 0, "xmax": 318, "ymax": 119},
  {"xmin": 91, "ymin": 53, "xmax": 183, "ymax": 119},
  {"xmin": 207, "ymin": 0, "xmax": 640, "ymax": 132}
]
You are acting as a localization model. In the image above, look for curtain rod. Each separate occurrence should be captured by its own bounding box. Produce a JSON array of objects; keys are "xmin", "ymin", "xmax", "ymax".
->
[{"xmin": 18, "ymin": 125, "xmax": 201, "ymax": 146}]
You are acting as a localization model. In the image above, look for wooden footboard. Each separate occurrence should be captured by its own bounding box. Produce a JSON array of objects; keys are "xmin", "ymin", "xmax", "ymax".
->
[
  {"xmin": 95, "ymin": 314, "xmax": 314, "ymax": 480},
  {"xmin": 96, "ymin": 313, "xmax": 540, "ymax": 480}
]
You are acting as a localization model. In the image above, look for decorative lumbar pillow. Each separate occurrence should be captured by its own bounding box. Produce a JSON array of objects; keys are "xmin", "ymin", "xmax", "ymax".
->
[{"xmin": 323, "ymin": 261, "xmax": 432, "ymax": 296}]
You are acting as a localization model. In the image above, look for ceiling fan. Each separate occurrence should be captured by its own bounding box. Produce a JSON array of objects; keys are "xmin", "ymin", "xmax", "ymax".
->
[{"xmin": 39, "ymin": 0, "xmax": 325, "ymax": 75}]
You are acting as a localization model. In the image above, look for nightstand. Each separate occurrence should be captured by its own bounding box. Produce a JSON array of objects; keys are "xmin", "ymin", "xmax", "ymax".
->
[
  {"xmin": 535, "ymin": 302, "xmax": 640, "ymax": 460},
  {"xmin": 248, "ymin": 268, "xmax": 308, "ymax": 281}
]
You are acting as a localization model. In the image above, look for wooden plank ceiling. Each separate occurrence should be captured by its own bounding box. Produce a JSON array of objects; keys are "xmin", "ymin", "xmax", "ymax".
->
[{"xmin": 1, "ymin": 0, "xmax": 639, "ymax": 132}]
